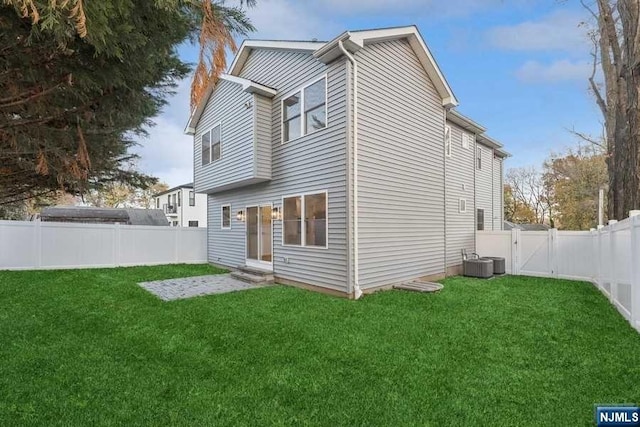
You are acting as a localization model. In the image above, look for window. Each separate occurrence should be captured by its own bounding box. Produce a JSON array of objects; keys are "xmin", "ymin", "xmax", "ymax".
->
[
  {"xmin": 189, "ymin": 191, "xmax": 195, "ymax": 206},
  {"xmin": 156, "ymin": 198, "xmax": 160, "ymax": 209},
  {"xmin": 172, "ymin": 194, "xmax": 176, "ymax": 208},
  {"xmin": 188, "ymin": 221, "xmax": 199, "ymax": 227},
  {"xmin": 283, "ymin": 196, "xmax": 302, "ymax": 245},
  {"xmin": 282, "ymin": 77, "xmax": 327, "ymax": 143},
  {"xmin": 201, "ymin": 123, "xmax": 221, "ymax": 165},
  {"xmin": 172, "ymin": 221, "xmax": 179, "ymax": 227},
  {"xmin": 221, "ymin": 205, "xmax": 231, "ymax": 229},
  {"xmin": 177, "ymin": 191, "xmax": 181, "ymax": 207},
  {"xmin": 283, "ymin": 192, "xmax": 327, "ymax": 248},
  {"xmin": 477, "ymin": 208, "xmax": 485, "ymax": 231},
  {"xmin": 459, "ymin": 198, "xmax": 467, "ymax": 214},
  {"xmin": 462, "ymin": 133, "xmax": 472, "ymax": 149},
  {"xmin": 444, "ymin": 125, "xmax": 452, "ymax": 157},
  {"xmin": 167, "ymin": 195, "xmax": 170, "ymax": 207},
  {"xmin": 477, "ymin": 147, "xmax": 482, "ymax": 170}
]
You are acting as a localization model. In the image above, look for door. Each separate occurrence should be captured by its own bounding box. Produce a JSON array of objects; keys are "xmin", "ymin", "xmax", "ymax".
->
[{"xmin": 246, "ymin": 205, "xmax": 272, "ymax": 269}]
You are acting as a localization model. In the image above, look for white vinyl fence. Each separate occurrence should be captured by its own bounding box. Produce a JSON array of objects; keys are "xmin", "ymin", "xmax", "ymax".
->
[
  {"xmin": 477, "ymin": 214, "xmax": 640, "ymax": 333},
  {"xmin": 0, "ymin": 220, "xmax": 207, "ymax": 270}
]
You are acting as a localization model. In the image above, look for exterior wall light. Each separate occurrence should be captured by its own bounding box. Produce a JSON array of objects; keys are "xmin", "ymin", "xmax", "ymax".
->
[
  {"xmin": 271, "ymin": 206, "xmax": 282, "ymax": 221},
  {"xmin": 237, "ymin": 210, "xmax": 245, "ymax": 222}
]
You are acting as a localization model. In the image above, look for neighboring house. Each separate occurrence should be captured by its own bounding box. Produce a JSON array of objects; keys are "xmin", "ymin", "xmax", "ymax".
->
[
  {"xmin": 504, "ymin": 221, "xmax": 550, "ymax": 231},
  {"xmin": 186, "ymin": 25, "xmax": 509, "ymax": 297},
  {"xmin": 40, "ymin": 206, "xmax": 168, "ymax": 226},
  {"xmin": 153, "ymin": 183, "xmax": 207, "ymax": 227}
]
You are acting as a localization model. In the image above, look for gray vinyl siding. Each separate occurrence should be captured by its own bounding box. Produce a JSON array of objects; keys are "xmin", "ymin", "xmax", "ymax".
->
[
  {"xmin": 356, "ymin": 39, "xmax": 446, "ymax": 289},
  {"xmin": 254, "ymin": 94, "xmax": 272, "ymax": 179},
  {"xmin": 194, "ymin": 80, "xmax": 254, "ymax": 193},
  {"xmin": 204, "ymin": 49, "xmax": 349, "ymax": 292},
  {"xmin": 475, "ymin": 143, "xmax": 494, "ymax": 230},
  {"xmin": 446, "ymin": 122, "xmax": 476, "ymax": 267},
  {"xmin": 492, "ymin": 156, "xmax": 503, "ymax": 230}
]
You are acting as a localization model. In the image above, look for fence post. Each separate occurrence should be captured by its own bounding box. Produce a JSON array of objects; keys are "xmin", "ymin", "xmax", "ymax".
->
[
  {"xmin": 548, "ymin": 228, "xmax": 558, "ymax": 278},
  {"xmin": 112, "ymin": 223, "xmax": 121, "ymax": 267},
  {"xmin": 175, "ymin": 226, "xmax": 180, "ymax": 263},
  {"xmin": 609, "ymin": 220, "xmax": 618, "ymax": 304},
  {"xmin": 511, "ymin": 228, "xmax": 520, "ymax": 275},
  {"xmin": 34, "ymin": 220, "xmax": 42, "ymax": 269},
  {"xmin": 630, "ymin": 214, "xmax": 640, "ymax": 331}
]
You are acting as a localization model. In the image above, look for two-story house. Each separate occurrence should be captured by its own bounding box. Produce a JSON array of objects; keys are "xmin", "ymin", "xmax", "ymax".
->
[
  {"xmin": 153, "ymin": 183, "xmax": 207, "ymax": 227},
  {"xmin": 186, "ymin": 26, "xmax": 508, "ymax": 298}
]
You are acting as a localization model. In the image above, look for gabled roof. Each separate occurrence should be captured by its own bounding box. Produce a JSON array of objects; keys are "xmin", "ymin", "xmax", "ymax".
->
[
  {"xmin": 185, "ymin": 74, "xmax": 277, "ymax": 135},
  {"xmin": 229, "ymin": 40, "xmax": 327, "ymax": 76},
  {"xmin": 313, "ymin": 26, "xmax": 458, "ymax": 108}
]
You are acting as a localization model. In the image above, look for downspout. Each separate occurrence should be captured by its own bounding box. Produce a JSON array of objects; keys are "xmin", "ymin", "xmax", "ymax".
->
[
  {"xmin": 338, "ymin": 40, "xmax": 362, "ymax": 300},
  {"xmin": 443, "ymin": 108, "xmax": 448, "ymax": 276}
]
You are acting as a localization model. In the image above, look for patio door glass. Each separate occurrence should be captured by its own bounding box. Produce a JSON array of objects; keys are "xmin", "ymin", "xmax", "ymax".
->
[{"xmin": 246, "ymin": 205, "xmax": 272, "ymax": 268}]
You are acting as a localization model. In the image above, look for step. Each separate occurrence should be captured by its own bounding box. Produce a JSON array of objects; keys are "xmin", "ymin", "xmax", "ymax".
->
[
  {"xmin": 236, "ymin": 265, "xmax": 273, "ymax": 277},
  {"xmin": 230, "ymin": 270, "xmax": 274, "ymax": 285}
]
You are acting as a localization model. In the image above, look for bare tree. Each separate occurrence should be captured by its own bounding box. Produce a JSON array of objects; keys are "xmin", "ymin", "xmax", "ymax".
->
[
  {"xmin": 582, "ymin": 0, "xmax": 640, "ymax": 219},
  {"xmin": 506, "ymin": 167, "xmax": 554, "ymax": 225}
]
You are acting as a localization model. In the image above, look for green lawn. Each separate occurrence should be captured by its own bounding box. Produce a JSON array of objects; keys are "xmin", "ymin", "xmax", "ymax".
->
[{"xmin": 1, "ymin": 265, "xmax": 639, "ymax": 426}]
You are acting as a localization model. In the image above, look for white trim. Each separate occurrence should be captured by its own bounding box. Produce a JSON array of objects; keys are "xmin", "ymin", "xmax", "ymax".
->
[
  {"xmin": 459, "ymin": 198, "xmax": 467, "ymax": 214},
  {"xmin": 476, "ymin": 146, "xmax": 483, "ymax": 170},
  {"xmin": 219, "ymin": 74, "xmax": 277, "ymax": 97},
  {"xmin": 462, "ymin": 132, "xmax": 471, "ymax": 150},
  {"xmin": 221, "ymin": 204, "xmax": 231, "ymax": 230},
  {"xmin": 244, "ymin": 203, "xmax": 274, "ymax": 270},
  {"xmin": 281, "ymin": 74, "xmax": 328, "ymax": 144},
  {"xmin": 314, "ymin": 26, "xmax": 458, "ymax": 107},
  {"xmin": 444, "ymin": 125, "xmax": 452, "ymax": 158},
  {"xmin": 281, "ymin": 190, "xmax": 329, "ymax": 250}
]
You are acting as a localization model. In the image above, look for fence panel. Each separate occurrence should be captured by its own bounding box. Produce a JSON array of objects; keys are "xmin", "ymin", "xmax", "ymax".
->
[{"xmin": 0, "ymin": 220, "xmax": 207, "ymax": 270}]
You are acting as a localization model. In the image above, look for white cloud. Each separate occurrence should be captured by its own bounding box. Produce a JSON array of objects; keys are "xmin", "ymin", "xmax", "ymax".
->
[
  {"xmin": 515, "ymin": 59, "xmax": 591, "ymax": 83},
  {"xmin": 486, "ymin": 10, "xmax": 590, "ymax": 53},
  {"xmin": 133, "ymin": 79, "xmax": 193, "ymax": 187},
  {"xmin": 245, "ymin": 0, "xmax": 339, "ymax": 40}
]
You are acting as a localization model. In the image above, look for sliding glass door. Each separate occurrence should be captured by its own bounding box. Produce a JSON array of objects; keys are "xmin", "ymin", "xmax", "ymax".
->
[{"xmin": 246, "ymin": 205, "xmax": 272, "ymax": 269}]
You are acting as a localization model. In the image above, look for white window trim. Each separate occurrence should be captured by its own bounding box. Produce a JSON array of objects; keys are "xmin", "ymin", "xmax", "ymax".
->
[
  {"xmin": 281, "ymin": 74, "xmax": 328, "ymax": 144},
  {"xmin": 221, "ymin": 204, "xmax": 231, "ymax": 230},
  {"xmin": 281, "ymin": 190, "xmax": 329, "ymax": 249},
  {"xmin": 444, "ymin": 125, "xmax": 452, "ymax": 158},
  {"xmin": 202, "ymin": 121, "xmax": 223, "ymax": 166},
  {"xmin": 459, "ymin": 198, "xmax": 467, "ymax": 214},
  {"xmin": 462, "ymin": 132, "xmax": 472, "ymax": 150},
  {"xmin": 476, "ymin": 146, "xmax": 483, "ymax": 170}
]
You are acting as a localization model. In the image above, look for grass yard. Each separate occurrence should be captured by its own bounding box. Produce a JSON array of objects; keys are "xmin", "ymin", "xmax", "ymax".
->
[{"xmin": 1, "ymin": 265, "xmax": 639, "ymax": 426}]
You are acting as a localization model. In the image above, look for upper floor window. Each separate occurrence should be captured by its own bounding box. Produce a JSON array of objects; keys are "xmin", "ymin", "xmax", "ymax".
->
[
  {"xmin": 156, "ymin": 198, "xmax": 160, "ymax": 209},
  {"xmin": 202, "ymin": 123, "xmax": 221, "ymax": 166},
  {"xmin": 444, "ymin": 125, "xmax": 452, "ymax": 157},
  {"xmin": 282, "ymin": 76, "xmax": 327, "ymax": 143},
  {"xmin": 476, "ymin": 147, "xmax": 482, "ymax": 170},
  {"xmin": 462, "ymin": 133, "xmax": 472, "ymax": 149},
  {"xmin": 189, "ymin": 191, "xmax": 195, "ymax": 207},
  {"xmin": 177, "ymin": 191, "xmax": 181, "ymax": 207}
]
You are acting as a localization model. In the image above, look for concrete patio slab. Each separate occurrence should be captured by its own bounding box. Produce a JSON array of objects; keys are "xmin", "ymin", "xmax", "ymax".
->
[{"xmin": 138, "ymin": 274, "xmax": 264, "ymax": 301}]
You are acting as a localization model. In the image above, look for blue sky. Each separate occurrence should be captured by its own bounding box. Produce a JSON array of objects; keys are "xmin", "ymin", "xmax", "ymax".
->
[{"xmin": 135, "ymin": 0, "xmax": 602, "ymax": 187}]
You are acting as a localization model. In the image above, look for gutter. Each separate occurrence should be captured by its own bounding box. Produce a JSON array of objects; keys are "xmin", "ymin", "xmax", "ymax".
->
[{"xmin": 338, "ymin": 40, "xmax": 362, "ymax": 300}]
